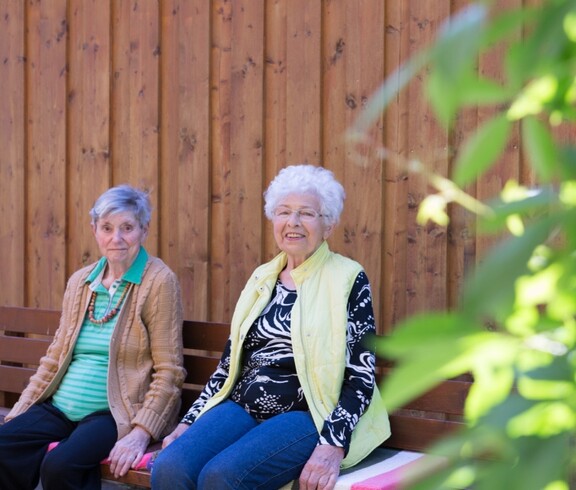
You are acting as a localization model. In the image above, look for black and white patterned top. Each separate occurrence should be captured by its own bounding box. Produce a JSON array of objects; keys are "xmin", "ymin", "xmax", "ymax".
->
[{"xmin": 181, "ymin": 271, "xmax": 376, "ymax": 452}]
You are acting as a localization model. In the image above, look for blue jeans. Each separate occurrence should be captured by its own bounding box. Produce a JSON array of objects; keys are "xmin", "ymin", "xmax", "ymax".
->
[
  {"xmin": 151, "ymin": 400, "xmax": 319, "ymax": 489},
  {"xmin": 0, "ymin": 402, "xmax": 117, "ymax": 490}
]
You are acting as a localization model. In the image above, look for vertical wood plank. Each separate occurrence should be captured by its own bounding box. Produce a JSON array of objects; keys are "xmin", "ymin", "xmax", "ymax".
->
[
  {"xmin": 323, "ymin": 0, "xmax": 386, "ymax": 332},
  {"xmin": 210, "ymin": 0, "xmax": 233, "ymax": 321},
  {"xmin": 285, "ymin": 0, "xmax": 322, "ymax": 164},
  {"xmin": 111, "ymin": 0, "xmax": 160, "ymax": 255},
  {"xmin": 26, "ymin": 0, "xmax": 68, "ymax": 308},
  {"xmin": 67, "ymin": 0, "xmax": 111, "ymax": 274},
  {"xmin": 227, "ymin": 0, "xmax": 265, "ymax": 313},
  {"xmin": 0, "ymin": 1, "xmax": 26, "ymax": 306},
  {"xmin": 382, "ymin": 0, "xmax": 410, "ymax": 330},
  {"xmin": 474, "ymin": 0, "xmax": 523, "ymax": 263},
  {"xmin": 263, "ymin": 0, "xmax": 287, "ymax": 261},
  {"xmin": 159, "ymin": 0, "xmax": 210, "ymax": 320},
  {"xmin": 446, "ymin": 0, "xmax": 480, "ymax": 313},
  {"xmin": 263, "ymin": 0, "xmax": 323, "ymax": 262},
  {"xmin": 404, "ymin": 1, "xmax": 451, "ymax": 315}
]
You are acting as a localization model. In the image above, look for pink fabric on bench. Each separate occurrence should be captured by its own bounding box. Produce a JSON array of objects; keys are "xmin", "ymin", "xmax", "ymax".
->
[
  {"xmin": 350, "ymin": 458, "xmax": 424, "ymax": 490},
  {"xmin": 47, "ymin": 441, "xmax": 157, "ymax": 470},
  {"xmin": 333, "ymin": 450, "xmax": 423, "ymax": 490},
  {"xmin": 346, "ymin": 452, "xmax": 449, "ymax": 490}
]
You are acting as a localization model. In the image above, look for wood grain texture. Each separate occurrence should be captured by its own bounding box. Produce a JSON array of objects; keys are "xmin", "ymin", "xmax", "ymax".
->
[
  {"xmin": 403, "ymin": 1, "xmax": 450, "ymax": 318},
  {"xmin": 159, "ymin": 0, "xmax": 211, "ymax": 319},
  {"xmin": 26, "ymin": 0, "xmax": 68, "ymax": 309},
  {"xmin": 67, "ymin": 0, "xmax": 112, "ymax": 274},
  {"xmin": 0, "ymin": 1, "xmax": 26, "ymax": 308},
  {"xmin": 0, "ymin": 1, "xmax": 568, "ymax": 332},
  {"xmin": 323, "ymin": 0, "xmax": 385, "ymax": 326}
]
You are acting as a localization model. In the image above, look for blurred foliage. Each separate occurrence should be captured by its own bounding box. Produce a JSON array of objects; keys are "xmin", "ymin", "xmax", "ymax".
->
[{"xmin": 350, "ymin": 0, "xmax": 576, "ymax": 488}]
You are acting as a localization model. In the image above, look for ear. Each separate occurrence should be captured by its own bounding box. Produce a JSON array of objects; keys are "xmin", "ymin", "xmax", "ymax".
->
[{"xmin": 323, "ymin": 223, "xmax": 335, "ymax": 240}]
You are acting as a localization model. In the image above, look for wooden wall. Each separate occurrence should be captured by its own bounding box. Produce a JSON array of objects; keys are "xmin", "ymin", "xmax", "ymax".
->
[{"xmin": 0, "ymin": 0, "xmax": 557, "ymax": 332}]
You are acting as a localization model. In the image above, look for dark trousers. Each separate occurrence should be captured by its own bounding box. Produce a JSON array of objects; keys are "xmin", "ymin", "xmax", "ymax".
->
[{"xmin": 0, "ymin": 402, "xmax": 117, "ymax": 490}]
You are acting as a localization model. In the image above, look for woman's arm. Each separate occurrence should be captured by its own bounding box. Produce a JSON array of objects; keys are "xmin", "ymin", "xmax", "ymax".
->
[
  {"xmin": 299, "ymin": 272, "xmax": 376, "ymax": 489},
  {"xmin": 180, "ymin": 338, "xmax": 232, "ymax": 425},
  {"xmin": 319, "ymin": 271, "xmax": 376, "ymax": 453},
  {"xmin": 6, "ymin": 270, "xmax": 84, "ymax": 419},
  {"xmin": 131, "ymin": 268, "xmax": 187, "ymax": 435},
  {"xmin": 160, "ymin": 339, "xmax": 232, "ymax": 449},
  {"xmin": 111, "ymin": 266, "xmax": 185, "ymax": 475}
]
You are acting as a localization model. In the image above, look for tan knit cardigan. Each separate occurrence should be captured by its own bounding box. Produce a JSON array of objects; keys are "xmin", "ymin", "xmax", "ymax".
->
[{"xmin": 6, "ymin": 256, "xmax": 186, "ymax": 441}]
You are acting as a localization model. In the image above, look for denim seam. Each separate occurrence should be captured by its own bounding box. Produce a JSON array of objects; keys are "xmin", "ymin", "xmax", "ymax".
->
[{"xmin": 234, "ymin": 428, "xmax": 319, "ymax": 489}]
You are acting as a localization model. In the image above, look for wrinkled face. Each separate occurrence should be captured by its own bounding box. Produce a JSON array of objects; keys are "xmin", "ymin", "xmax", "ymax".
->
[
  {"xmin": 92, "ymin": 211, "xmax": 148, "ymax": 270},
  {"xmin": 272, "ymin": 193, "xmax": 334, "ymax": 265}
]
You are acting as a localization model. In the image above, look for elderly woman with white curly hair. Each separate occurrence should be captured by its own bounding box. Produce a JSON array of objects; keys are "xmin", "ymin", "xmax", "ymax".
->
[{"xmin": 152, "ymin": 164, "xmax": 390, "ymax": 490}]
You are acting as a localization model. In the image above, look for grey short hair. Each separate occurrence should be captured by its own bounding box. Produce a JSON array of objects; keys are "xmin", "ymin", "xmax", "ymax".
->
[
  {"xmin": 264, "ymin": 164, "xmax": 345, "ymax": 226},
  {"xmin": 89, "ymin": 184, "xmax": 152, "ymax": 227}
]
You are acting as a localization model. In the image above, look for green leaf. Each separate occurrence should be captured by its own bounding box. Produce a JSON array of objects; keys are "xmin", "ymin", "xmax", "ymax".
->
[
  {"xmin": 477, "ymin": 188, "xmax": 557, "ymax": 234},
  {"xmin": 505, "ymin": 3, "xmax": 573, "ymax": 85},
  {"xmin": 376, "ymin": 312, "xmax": 479, "ymax": 358},
  {"xmin": 378, "ymin": 351, "xmax": 453, "ymax": 411},
  {"xmin": 349, "ymin": 50, "xmax": 429, "ymax": 137},
  {"xmin": 508, "ymin": 402, "xmax": 576, "ymax": 437},
  {"xmin": 522, "ymin": 117, "xmax": 559, "ymax": 183},
  {"xmin": 512, "ymin": 434, "xmax": 572, "ymax": 490},
  {"xmin": 458, "ymin": 76, "xmax": 512, "ymax": 105},
  {"xmin": 558, "ymin": 146, "xmax": 576, "ymax": 180},
  {"xmin": 453, "ymin": 114, "xmax": 511, "ymax": 187},
  {"xmin": 465, "ymin": 339, "xmax": 517, "ymax": 423},
  {"xmin": 461, "ymin": 217, "xmax": 556, "ymax": 320},
  {"xmin": 427, "ymin": 69, "xmax": 459, "ymax": 128},
  {"xmin": 433, "ymin": 4, "xmax": 487, "ymax": 80},
  {"xmin": 482, "ymin": 6, "xmax": 537, "ymax": 49}
]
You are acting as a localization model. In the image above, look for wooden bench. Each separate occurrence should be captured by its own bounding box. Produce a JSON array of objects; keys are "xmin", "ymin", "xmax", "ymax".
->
[{"xmin": 0, "ymin": 306, "xmax": 472, "ymax": 489}]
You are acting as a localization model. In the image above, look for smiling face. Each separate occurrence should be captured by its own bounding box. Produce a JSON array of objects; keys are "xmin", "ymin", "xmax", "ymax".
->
[
  {"xmin": 92, "ymin": 211, "xmax": 148, "ymax": 273},
  {"xmin": 272, "ymin": 193, "xmax": 334, "ymax": 267}
]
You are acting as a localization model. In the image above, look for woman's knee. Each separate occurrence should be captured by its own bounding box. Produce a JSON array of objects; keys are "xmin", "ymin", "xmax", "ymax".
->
[
  {"xmin": 151, "ymin": 448, "xmax": 197, "ymax": 489},
  {"xmin": 39, "ymin": 450, "xmax": 69, "ymax": 486},
  {"xmin": 198, "ymin": 459, "xmax": 238, "ymax": 489}
]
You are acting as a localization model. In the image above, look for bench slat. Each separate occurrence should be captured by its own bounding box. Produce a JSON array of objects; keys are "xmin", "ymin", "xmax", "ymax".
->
[
  {"xmin": 0, "ymin": 306, "xmax": 60, "ymax": 336},
  {"xmin": 0, "ymin": 365, "xmax": 36, "ymax": 394},
  {"xmin": 386, "ymin": 414, "xmax": 463, "ymax": 452},
  {"xmin": 0, "ymin": 336, "xmax": 51, "ymax": 365},
  {"xmin": 399, "ymin": 380, "xmax": 469, "ymax": 415},
  {"xmin": 100, "ymin": 467, "xmax": 152, "ymax": 487},
  {"xmin": 182, "ymin": 320, "xmax": 229, "ymax": 350},
  {"xmin": 183, "ymin": 356, "xmax": 220, "ymax": 385}
]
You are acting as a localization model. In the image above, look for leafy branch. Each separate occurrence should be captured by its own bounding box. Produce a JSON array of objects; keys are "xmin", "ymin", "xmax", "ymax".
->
[{"xmin": 350, "ymin": 1, "xmax": 576, "ymax": 488}]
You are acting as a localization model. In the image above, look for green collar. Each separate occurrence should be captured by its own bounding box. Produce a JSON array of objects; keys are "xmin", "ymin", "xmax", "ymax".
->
[{"xmin": 86, "ymin": 246, "xmax": 148, "ymax": 285}]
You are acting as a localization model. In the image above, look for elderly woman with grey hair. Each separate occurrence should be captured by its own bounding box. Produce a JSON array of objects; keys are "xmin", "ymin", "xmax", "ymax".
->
[
  {"xmin": 0, "ymin": 184, "xmax": 186, "ymax": 490},
  {"xmin": 152, "ymin": 165, "xmax": 390, "ymax": 490}
]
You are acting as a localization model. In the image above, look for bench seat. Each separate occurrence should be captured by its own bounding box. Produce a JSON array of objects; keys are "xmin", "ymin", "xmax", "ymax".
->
[
  {"xmin": 0, "ymin": 306, "xmax": 471, "ymax": 489},
  {"xmin": 99, "ymin": 446, "xmax": 450, "ymax": 490}
]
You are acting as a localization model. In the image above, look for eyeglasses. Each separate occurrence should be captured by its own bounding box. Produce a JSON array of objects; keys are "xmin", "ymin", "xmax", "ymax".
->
[{"xmin": 272, "ymin": 207, "xmax": 323, "ymax": 222}]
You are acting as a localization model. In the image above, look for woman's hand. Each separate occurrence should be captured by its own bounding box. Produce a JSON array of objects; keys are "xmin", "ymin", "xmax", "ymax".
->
[
  {"xmin": 299, "ymin": 444, "xmax": 344, "ymax": 490},
  {"xmin": 161, "ymin": 422, "xmax": 190, "ymax": 449},
  {"xmin": 108, "ymin": 425, "xmax": 151, "ymax": 478}
]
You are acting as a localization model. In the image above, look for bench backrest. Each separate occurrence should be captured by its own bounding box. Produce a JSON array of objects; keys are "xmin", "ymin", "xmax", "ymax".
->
[{"xmin": 0, "ymin": 306, "xmax": 471, "ymax": 452}]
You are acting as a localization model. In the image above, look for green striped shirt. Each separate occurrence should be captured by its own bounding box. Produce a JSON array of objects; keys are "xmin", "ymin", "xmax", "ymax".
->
[{"xmin": 51, "ymin": 247, "xmax": 148, "ymax": 421}]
